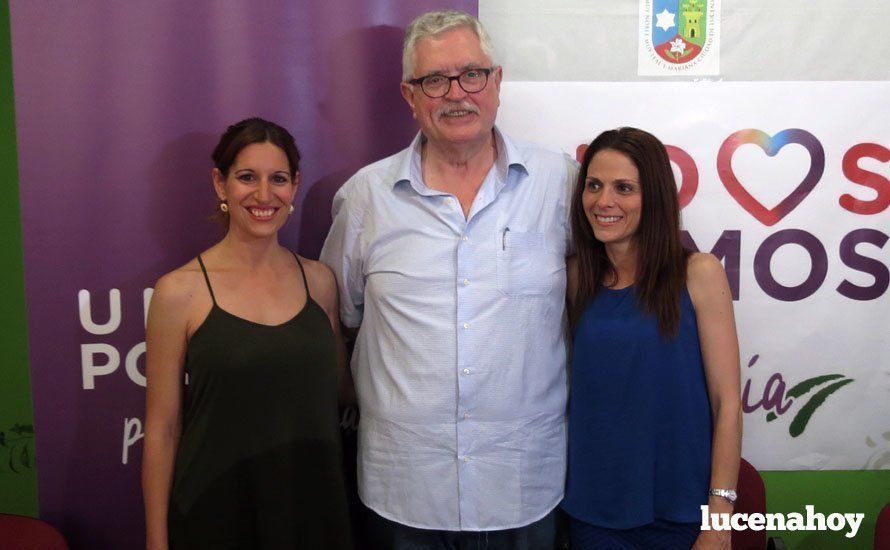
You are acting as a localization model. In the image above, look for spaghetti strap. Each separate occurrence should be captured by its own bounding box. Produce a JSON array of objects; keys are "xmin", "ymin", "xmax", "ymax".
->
[
  {"xmin": 291, "ymin": 252, "xmax": 310, "ymax": 296},
  {"xmin": 196, "ymin": 255, "xmax": 217, "ymax": 305}
]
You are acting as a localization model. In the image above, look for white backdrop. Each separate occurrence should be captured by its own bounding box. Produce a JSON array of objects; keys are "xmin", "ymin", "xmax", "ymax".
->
[
  {"xmin": 480, "ymin": 0, "xmax": 890, "ymax": 81},
  {"xmin": 497, "ymin": 81, "xmax": 890, "ymax": 470}
]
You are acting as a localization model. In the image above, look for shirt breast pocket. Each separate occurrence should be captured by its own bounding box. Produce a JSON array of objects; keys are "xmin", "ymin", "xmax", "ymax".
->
[{"xmin": 496, "ymin": 229, "xmax": 564, "ymax": 297}]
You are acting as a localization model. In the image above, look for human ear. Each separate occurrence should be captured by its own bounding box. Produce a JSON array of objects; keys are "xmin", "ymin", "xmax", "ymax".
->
[
  {"xmin": 400, "ymin": 82, "xmax": 417, "ymax": 119},
  {"xmin": 211, "ymin": 168, "xmax": 227, "ymax": 201},
  {"xmin": 290, "ymin": 172, "xmax": 301, "ymax": 201},
  {"xmin": 493, "ymin": 66, "xmax": 503, "ymax": 89}
]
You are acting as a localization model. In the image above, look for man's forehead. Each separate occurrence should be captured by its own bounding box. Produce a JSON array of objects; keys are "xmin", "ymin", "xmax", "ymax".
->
[{"xmin": 412, "ymin": 27, "xmax": 491, "ymax": 73}]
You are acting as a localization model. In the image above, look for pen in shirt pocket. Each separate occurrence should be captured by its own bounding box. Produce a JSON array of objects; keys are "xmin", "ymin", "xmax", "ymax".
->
[{"xmin": 502, "ymin": 227, "xmax": 510, "ymax": 250}]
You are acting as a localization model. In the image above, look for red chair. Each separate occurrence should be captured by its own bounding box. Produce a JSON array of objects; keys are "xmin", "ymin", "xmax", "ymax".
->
[
  {"xmin": 876, "ymin": 502, "xmax": 890, "ymax": 550},
  {"xmin": 731, "ymin": 458, "xmax": 785, "ymax": 550},
  {"xmin": 0, "ymin": 513, "xmax": 68, "ymax": 550},
  {"xmin": 731, "ymin": 458, "xmax": 767, "ymax": 549}
]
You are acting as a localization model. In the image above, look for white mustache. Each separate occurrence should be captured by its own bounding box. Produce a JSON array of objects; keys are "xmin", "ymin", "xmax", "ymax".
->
[{"xmin": 436, "ymin": 103, "xmax": 480, "ymax": 118}]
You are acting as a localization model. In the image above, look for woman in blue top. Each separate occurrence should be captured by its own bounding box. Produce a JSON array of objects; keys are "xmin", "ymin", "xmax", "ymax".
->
[{"xmin": 562, "ymin": 128, "xmax": 742, "ymax": 549}]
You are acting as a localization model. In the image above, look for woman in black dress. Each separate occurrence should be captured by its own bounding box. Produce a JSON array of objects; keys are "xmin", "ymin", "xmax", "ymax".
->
[{"xmin": 142, "ymin": 118, "xmax": 352, "ymax": 549}]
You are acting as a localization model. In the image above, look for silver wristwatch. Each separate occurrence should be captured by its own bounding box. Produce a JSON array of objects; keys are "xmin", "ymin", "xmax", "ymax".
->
[{"xmin": 708, "ymin": 488, "xmax": 737, "ymax": 505}]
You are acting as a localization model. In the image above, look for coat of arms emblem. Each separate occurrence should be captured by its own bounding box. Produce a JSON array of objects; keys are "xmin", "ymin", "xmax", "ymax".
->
[
  {"xmin": 652, "ymin": 0, "xmax": 707, "ymax": 63},
  {"xmin": 639, "ymin": 0, "xmax": 719, "ymax": 75}
]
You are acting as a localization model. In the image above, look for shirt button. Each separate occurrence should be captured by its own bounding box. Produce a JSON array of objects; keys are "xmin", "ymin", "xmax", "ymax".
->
[
  {"xmin": 462, "ymin": 368, "xmax": 470, "ymax": 375},
  {"xmin": 462, "ymin": 235, "xmax": 469, "ymax": 241},
  {"xmin": 463, "ymin": 456, "xmax": 471, "ymax": 462},
  {"xmin": 463, "ymin": 412, "xmax": 470, "ymax": 420},
  {"xmin": 463, "ymin": 278, "xmax": 470, "ymax": 286},
  {"xmin": 462, "ymin": 322, "xmax": 470, "ymax": 329},
  {"xmin": 445, "ymin": 198, "xmax": 453, "ymax": 205}
]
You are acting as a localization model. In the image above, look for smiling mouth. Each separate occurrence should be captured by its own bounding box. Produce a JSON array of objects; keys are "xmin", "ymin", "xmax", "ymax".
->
[
  {"xmin": 247, "ymin": 206, "xmax": 278, "ymax": 220},
  {"xmin": 440, "ymin": 110, "xmax": 478, "ymax": 120},
  {"xmin": 596, "ymin": 215, "xmax": 622, "ymax": 223}
]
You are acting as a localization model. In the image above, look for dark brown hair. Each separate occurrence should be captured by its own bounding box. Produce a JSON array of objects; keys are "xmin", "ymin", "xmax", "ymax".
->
[
  {"xmin": 212, "ymin": 117, "xmax": 301, "ymax": 177},
  {"xmin": 570, "ymin": 127, "xmax": 690, "ymax": 337},
  {"xmin": 211, "ymin": 117, "xmax": 301, "ymax": 226}
]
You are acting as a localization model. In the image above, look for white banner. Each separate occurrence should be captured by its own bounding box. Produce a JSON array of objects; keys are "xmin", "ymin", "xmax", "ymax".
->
[
  {"xmin": 480, "ymin": 0, "xmax": 890, "ymax": 81},
  {"xmin": 498, "ymin": 81, "xmax": 890, "ymax": 470}
]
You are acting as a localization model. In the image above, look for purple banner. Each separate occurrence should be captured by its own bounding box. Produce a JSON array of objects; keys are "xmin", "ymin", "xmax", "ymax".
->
[{"xmin": 10, "ymin": 1, "xmax": 474, "ymax": 547}]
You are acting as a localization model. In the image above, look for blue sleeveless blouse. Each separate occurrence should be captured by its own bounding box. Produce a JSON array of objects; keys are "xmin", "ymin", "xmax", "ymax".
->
[{"xmin": 562, "ymin": 285, "xmax": 712, "ymax": 528}]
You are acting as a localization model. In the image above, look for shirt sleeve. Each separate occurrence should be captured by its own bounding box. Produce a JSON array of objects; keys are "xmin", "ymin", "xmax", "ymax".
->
[
  {"xmin": 319, "ymin": 182, "xmax": 365, "ymax": 328},
  {"xmin": 563, "ymin": 152, "xmax": 581, "ymax": 256}
]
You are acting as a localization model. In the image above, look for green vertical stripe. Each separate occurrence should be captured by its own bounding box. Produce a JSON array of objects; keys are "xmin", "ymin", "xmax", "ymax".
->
[{"xmin": 0, "ymin": 0, "xmax": 38, "ymax": 516}]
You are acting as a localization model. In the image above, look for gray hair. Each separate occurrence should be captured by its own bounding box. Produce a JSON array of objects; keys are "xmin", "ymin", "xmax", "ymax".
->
[{"xmin": 402, "ymin": 10, "xmax": 497, "ymax": 82}]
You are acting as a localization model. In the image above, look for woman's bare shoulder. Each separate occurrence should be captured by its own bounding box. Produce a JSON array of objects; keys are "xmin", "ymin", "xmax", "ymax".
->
[
  {"xmin": 687, "ymin": 252, "xmax": 725, "ymax": 281},
  {"xmin": 686, "ymin": 252, "xmax": 731, "ymax": 305},
  {"xmin": 152, "ymin": 258, "xmax": 208, "ymax": 311},
  {"xmin": 298, "ymin": 256, "xmax": 338, "ymax": 312},
  {"xmin": 299, "ymin": 256, "xmax": 336, "ymax": 291}
]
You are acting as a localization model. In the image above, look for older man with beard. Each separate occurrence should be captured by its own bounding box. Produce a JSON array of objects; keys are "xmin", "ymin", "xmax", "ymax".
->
[{"xmin": 321, "ymin": 9, "xmax": 577, "ymax": 549}]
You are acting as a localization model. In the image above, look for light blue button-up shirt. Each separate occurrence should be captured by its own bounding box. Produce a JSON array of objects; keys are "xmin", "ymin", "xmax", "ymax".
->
[{"xmin": 320, "ymin": 128, "xmax": 578, "ymax": 531}]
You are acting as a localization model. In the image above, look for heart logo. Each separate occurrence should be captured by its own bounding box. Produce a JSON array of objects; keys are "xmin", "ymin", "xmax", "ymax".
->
[
  {"xmin": 575, "ymin": 143, "xmax": 698, "ymax": 210},
  {"xmin": 717, "ymin": 129, "xmax": 825, "ymax": 226}
]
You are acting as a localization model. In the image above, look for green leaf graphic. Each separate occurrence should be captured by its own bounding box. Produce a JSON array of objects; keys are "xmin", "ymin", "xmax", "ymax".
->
[
  {"xmin": 789, "ymin": 378, "xmax": 854, "ymax": 438},
  {"xmin": 0, "ymin": 423, "xmax": 36, "ymax": 473},
  {"xmin": 20, "ymin": 442, "xmax": 31, "ymax": 469},
  {"xmin": 785, "ymin": 374, "xmax": 845, "ymax": 399},
  {"xmin": 11, "ymin": 423, "xmax": 33, "ymax": 435},
  {"xmin": 766, "ymin": 412, "xmax": 777, "ymax": 422}
]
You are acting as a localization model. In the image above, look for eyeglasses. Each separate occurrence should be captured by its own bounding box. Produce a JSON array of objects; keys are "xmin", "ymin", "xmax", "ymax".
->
[{"xmin": 408, "ymin": 68, "xmax": 495, "ymax": 99}]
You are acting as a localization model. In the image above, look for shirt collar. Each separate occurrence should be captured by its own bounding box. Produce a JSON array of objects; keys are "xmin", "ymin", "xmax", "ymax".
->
[{"xmin": 393, "ymin": 126, "xmax": 529, "ymax": 194}]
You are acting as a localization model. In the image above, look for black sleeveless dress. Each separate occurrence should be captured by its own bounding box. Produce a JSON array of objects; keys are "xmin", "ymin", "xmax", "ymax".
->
[{"xmin": 168, "ymin": 254, "xmax": 352, "ymax": 549}]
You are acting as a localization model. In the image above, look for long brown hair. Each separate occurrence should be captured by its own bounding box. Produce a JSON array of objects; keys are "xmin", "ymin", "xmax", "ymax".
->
[{"xmin": 570, "ymin": 127, "xmax": 689, "ymax": 337}]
